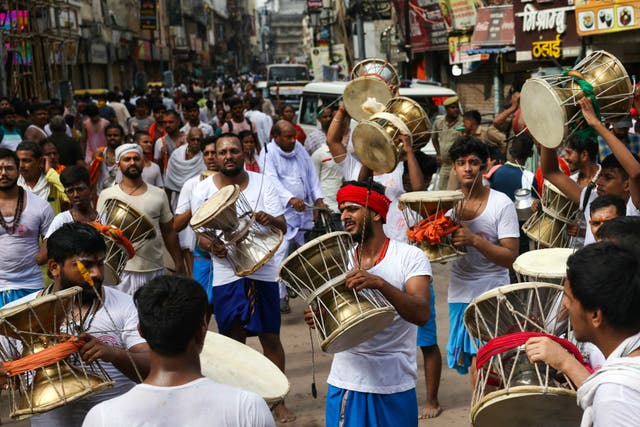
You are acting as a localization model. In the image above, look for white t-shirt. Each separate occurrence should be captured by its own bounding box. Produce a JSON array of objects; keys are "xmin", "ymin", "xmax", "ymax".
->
[
  {"xmin": 45, "ymin": 210, "xmax": 74, "ymax": 239},
  {"xmin": 190, "ymin": 172, "xmax": 285, "ymax": 286},
  {"xmin": 447, "ymin": 189, "xmax": 520, "ymax": 303},
  {"xmin": 6, "ymin": 287, "xmax": 146, "ymax": 427},
  {"xmin": 581, "ymin": 187, "xmax": 640, "ymax": 245},
  {"xmin": 176, "ymin": 175, "xmax": 199, "ymax": 251},
  {"xmin": 0, "ymin": 190, "xmax": 53, "ymax": 291},
  {"xmin": 327, "ymin": 240, "xmax": 432, "ymax": 394},
  {"xmin": 590, "ymin": 381, "xmax": 640, "ymax": 427},
  {"xmin": 339, "ymin": 153, "xmax": 408, "ymax": 242},
  {"xmin": 311, "ymin": 143, "xmax": 344, "ymax": 213},
  {"xmin": 97, "ymin": 185, "xmax": 173, "ymax": 272},
  {"xmin": 82, "ymin": 378, "xmax": 275, "ymax": 427}
]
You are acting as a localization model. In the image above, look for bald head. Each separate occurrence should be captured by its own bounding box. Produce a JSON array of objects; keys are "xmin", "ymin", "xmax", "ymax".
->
[{"xmin": 273, "ymin": 120, "xmax": 297, "ymax": 153}]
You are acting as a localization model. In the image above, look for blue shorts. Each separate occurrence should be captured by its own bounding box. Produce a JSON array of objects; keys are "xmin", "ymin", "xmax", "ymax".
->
[
  {"xmin": 447, "ymin": 302, "xmax": 478, "ymax": 375},
  {"xmin": 211, "ymin": 278, "xmax": 281, "ymax": 336},
  {"xmin": 192, "ymin": 246, "xmax": 213, "ymax": 306},
  {"xmin": 326, "ymin": 385, "xmax": 418, "ymax": 427},
  {"xmin": 0, "ymin": 288, "xmax": 40, "ymax": 309},
  {"xmin": 416, "ymin": 284, "xmax": 437, "ymax": 347}
]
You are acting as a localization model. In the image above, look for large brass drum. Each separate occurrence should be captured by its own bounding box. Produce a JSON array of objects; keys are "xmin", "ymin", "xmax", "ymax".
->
[
  {"xmin": 344, "ymin": 58, "xmax": 400, "ymax": 121},
  {"xmin": 521, "ymin": 50, "xmax": 632, "ymax": 148},
  {"xmin": 278, "ymin": 232, "xmax": 395, "ymax": 353},
  {"xmin": 0, "ymin": 287, "xmax": 112, "ymax": 419},
  {"xmin": 99, "ymin": 198, "xmax": 156, "ymax": 243}
]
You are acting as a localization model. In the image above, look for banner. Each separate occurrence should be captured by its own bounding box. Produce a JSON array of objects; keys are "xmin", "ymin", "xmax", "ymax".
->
[
  {"xmin": 448, "ymin": 34, "xmax": 489, "ymax": 64},
  {"xmin": 576, "ymin": 0, "xmax": 640, "ymax": 36},
  {"xmin": 471, "ymin": 5, "xmax": 515, "ymax": 46},
  {"xmin": 438, "ymin": 0, "xmax": 481, "ymax": 32},
  {"xmin": 140, "ymin": 0, "xmax": 157, "ymax": 30}
]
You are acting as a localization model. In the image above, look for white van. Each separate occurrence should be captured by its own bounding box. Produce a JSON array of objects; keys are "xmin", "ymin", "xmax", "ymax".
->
[{"xmin": 298, "ymin": 81, "xmax": 457, "ymax": 154}]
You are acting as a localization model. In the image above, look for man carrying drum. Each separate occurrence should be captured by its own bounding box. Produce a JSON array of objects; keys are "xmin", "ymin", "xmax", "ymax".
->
[
  {"xmin": 540, "ymin": 98, "xmax": 640, "ymax": 246},
  {"xmin": 190, "ymin": 133, "xmax": 296, "ymax": 423},
  {"xmin": 525, "ymin": 240, "xmax": 640, "ymax": 426},
  {"xmin": 1, "ymin": 222, "xmax": 150, "ymax": 426},
  {"xmin": 82, "ymin": 275, "xmax": 275, "ymax": 427},
  {"xmin": 305, "ymin": 180, "xmax": 432, "ymax": 427},
  {"xmin": 97, "ymin": 143, "xmax": 184, "ymax": 294},
  {"xmin": 445, "ymin": 136, "xmax": 520, "ymax": 381}
]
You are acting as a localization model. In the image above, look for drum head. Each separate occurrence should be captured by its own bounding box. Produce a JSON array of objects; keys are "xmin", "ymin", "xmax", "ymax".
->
[
  {"xmin": 352, "ymin": 120, "xmax": 398, "ymax": 174},
  {"xmin": 200, "ymin": 331, "xmax": 290, "ymax": 405},
  {"xmin": 521, "ymin": 78, "xmax": 568, "ymax": 149},
  {"xmin": 190, "ymin": 184, "xmax": 240, "ymax": 229},
  {"xmin": 0, "ymin": 287, "xmax": 82, "ymax": 340},
  {"xmin": 399, "ymin": 190, "xmax": 464, "ymax": 215},
  {"xmin": 513, "ymin": 248, "xmax": 574, "ymax": 281},
  {"xmin": 322, "ymin": 306, "xmax": 395, "ymax": 353},
  {"xmin": 472, "ymin": 388, "xmax": 581, "ymax": 427},
  {"xmin": 343, "ymin": 76, "xmax": 393, "ymax": 122}
]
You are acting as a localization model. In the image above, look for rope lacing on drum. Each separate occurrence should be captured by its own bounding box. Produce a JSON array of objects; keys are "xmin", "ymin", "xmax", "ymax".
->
[{"xmin": 562, "ymin": 69, "xmax": 602, "ymax": 141}]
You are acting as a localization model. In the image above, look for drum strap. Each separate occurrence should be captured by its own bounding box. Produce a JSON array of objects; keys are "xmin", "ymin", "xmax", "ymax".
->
[{"xmin": 581, "ymin": 182, "xmax": 595, "ymax": 212}]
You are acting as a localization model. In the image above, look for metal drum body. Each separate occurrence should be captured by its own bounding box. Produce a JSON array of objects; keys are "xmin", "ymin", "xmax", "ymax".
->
[
  {"xmin": 278, "ymin": 232, "xmax": 395, "ymax": 353},
  {"xmin": 522, "ymin": 211, "xmax": 572, "ymax": 249},
  {"xmin": 0, "ymin": 287, "xmax": 113, "ymax": 419},
  {"xmin": 513, "ymin": 248, "xmax": 575, "ymax": 285},
  {"xmin": 399, "ymin": 191, "xmax": 466, "ymax": 263},
  {"xmin": 521, "ymin": 50, "xmax": 632, "ymax": 148},
  {"xmin": 190, "ymin": 185, "xmax": 283, "ymax": 277},
  {"xmin": 99, "ymin": 198, "xmax": 156, "ymax": 244},
  {"xmin": 541, "ymin": 180, "xmax": 579, "ymax": 223},
  {"xmin": 464, "ymin": 283, "xmax": 581, "ymax": 427}
]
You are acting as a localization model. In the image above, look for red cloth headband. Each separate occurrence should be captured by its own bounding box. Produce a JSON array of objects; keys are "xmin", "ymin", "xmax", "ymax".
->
[{"xmin": 337, "ymin": 184, "xmax": 391, "ymax": 222}]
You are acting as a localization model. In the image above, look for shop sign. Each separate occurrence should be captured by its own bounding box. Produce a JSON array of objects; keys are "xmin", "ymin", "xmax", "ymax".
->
[
  {"xmin": 575, "ymin": 0, "xmax": 640, "ymax": 36},
  {"xmin": 418, "ymin": 0, "xmax": 448, "ymax": 51},
  {"xmin": 448, "ymin": 34, "xmax": 489, "ymax": 64},
  {"xmin": 395, "ymin": 0, "xmax": 430, "ymax": 53},
  {"xmin": 140, "ymin": 0, "xmax": 157, "ymax": 31},
  {"xmin": 438, "ymin": 0, "xmax": 481, "ymax": 32},
  {"xmin": 514, "ymin": 0, "xmax": 580, "ymax": 62},
  {"xmin": 471, "ymin": 5, "xmax": 515, "ymax": 46}
]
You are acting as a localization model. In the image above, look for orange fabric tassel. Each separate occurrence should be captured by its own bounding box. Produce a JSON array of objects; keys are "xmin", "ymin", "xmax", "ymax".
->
[
  {"xmin": 89, "ymin": 222, "xmax": 135, "ymax": 258},
  {"xmin": 407, "ymin": 209, "xmax": 461, "ymax": 244},
  {"xmin": 2, "ymin": 337, "xmax": 85, "ymax": 377}
]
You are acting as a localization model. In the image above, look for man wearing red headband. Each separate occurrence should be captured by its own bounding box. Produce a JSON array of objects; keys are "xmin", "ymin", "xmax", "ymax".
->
[{"xmin": 307, "ymin": 180, "xmax": 433, "ymax": 427}]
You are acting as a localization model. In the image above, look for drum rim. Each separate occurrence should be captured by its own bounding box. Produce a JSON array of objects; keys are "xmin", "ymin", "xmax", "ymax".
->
[
  {"xmin": 471, "ymin": 386, "xmax": 578, "ymax": 422},
  {"xmin": 513, "ymin": 248, "xmax": 575, "ymax": 278},
  {"xmin": 399, "ymin": 190, "xmax": 465, "ymax": 203},
  {"xmin": 200, "ymin": 331, "xmax": 290, "ymax": 403},
  {"xmin": 520, "ymin": 78, "xmax": 568, "ymax": 149},
  {"xmin": 350, "ymin": 59, "xmax": 399, "ymax": 85},
  {"xmin": 352, "ymin": 120, "xmax": 400, "ymax": 174},
  {"xmin": 278, "ymin": 231, "xmax": 352, "ymax": 279},
  {"xmin": 189, "ymin": 184, "xmax": 240, "ymax": 229}
]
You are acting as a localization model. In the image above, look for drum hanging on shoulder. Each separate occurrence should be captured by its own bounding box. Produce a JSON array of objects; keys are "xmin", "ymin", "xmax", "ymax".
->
[
  {"xmin": 520, "ymin": 50, "xmax": 633, "ymax": 149},
  {"xmin": 190, "ymin": 184, "xmax": 283, "ymax": 277},
  {"xmin": 0, "ymin": 287, "xmax": 113, "ymax": 419},
  {"xmin": 399, "ymin": 190, "xmax": 466, "ymax": 263},
  {"xmin": 464, "ymin": 283, "xmax": 583, "ymax": 427},
  {"xmin": 278, "ymin": 232, "xmax": 395, "ymax": 353}
]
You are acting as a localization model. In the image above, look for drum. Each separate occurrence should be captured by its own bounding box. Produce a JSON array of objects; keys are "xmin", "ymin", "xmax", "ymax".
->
[
  {"xmin": 200, "ymin": 331, "xmax": 289, "ymax": 407},
  {"xmin": 98, "ymin": 198, "xmax": 156, "ymax": 245},
  {"xmin": 399, "ymin": 191, "xmax": 466, "ymax": 263},
  {"xmin": 0, "ymin": 287, "xmax": 113, "ymax": 419},
  {"xmin": 190, "ymin": 184, "xmax": 283, "ymax": 277},
  {"xmin": 352, "ymin": 96, "xmax": 431, "ymax": 174},
  {"xmin": 541, "ymin": 180, "xmax": 579, "ymax": 223},
  {"xmin": 464, "ymin": 283, "xmax": 582, "ymax": 426},
  {"xmin": 350, "ymin": 58, "xmax": 400, "ymax": 89},
  {"xmin": 90, "ymin": 223, "xmax": 135, "ymax": 286},
  {"xmin": 278, "ymin": 232, "xmax": 395, "ymax": 353},
  {"xmin": 343, "ymin": 58, "xmax": 400, "ymax": 122},
  {"xmin": 513, "ymin": 248, "xmax": 575, "ymax": 285},
  {"xmin": 521, "ymin": 50, "xmax": 632, "ymax": 148},
  {"xmin": 522, "ymin": 211, "xmax": 572, "ymax": 249}
]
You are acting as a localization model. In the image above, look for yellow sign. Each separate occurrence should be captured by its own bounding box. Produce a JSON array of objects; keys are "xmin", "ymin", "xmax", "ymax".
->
[
  {"xmin": 575, "ymin": 0, "xmax": 640, "ymax": 35},
  {"xmin": 532, "ymin": 34, "xmax": 562, "ymax": 59}
]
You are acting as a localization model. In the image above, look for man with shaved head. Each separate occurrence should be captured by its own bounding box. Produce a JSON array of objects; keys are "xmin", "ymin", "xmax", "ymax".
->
[{"xmin": 263, "ymin": 120, "xmax": 327, "ymax": 313}]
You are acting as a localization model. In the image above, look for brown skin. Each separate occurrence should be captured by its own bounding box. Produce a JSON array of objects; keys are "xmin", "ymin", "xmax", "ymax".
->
[
  {"xmin": 16, "ymin": 149, "xmax": 43, "ymax": 187},
  {"xmin": 47, "ymin": 252, "xmax": 150, "ymax": 382},
  {"xmin": 23, "ymin": 109, "xmax": 49, "ymax": 141},
  {"xmin": 193, "ymin": 135, "xmax": 294, "ymax": 422},
  {"xmin": 118, "ymin": 151, "xmax": 185, "ymax": 275}
]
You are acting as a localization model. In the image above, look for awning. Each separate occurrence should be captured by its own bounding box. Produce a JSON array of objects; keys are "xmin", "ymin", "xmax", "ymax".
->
[{"xmin": 464, "ymin": 46, "xmax": 515, "ymax": 54}]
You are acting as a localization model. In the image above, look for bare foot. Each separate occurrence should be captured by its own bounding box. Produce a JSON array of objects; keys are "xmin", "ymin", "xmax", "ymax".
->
[
  {"xmin": 419, "ymin": 401, "xmax": 442, "ymax": 419},
  {"xmin": 273, "ymin": 402, "xmax": 296, "ymax": 423}
]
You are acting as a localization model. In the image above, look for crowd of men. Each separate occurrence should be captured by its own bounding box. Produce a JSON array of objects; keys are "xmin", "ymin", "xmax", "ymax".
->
[{"xmin": 0, "ymin": 80, "xmax": 639, "ymax": 427}]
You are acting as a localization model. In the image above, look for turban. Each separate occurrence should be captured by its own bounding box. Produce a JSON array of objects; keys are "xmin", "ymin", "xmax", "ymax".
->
[
  {"xmin": 336, "ymin": 183, "xmax": 391, "ymax": 222},
  {"xmin": 115, "ymin": 143, "xmax": 143, "ymax": 163}
]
